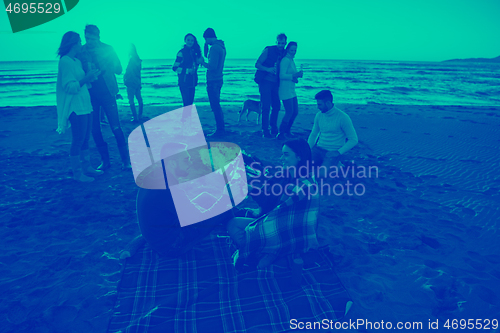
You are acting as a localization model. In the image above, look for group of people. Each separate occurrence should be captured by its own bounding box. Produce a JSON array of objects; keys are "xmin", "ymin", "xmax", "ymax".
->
[
  {"xmin": 56, "ymin": 25, "xmax": 140, "ymax": 182},
  {"xmin": 171, "ymin": 28, "xmax": 227, "ymax": 137},
  {"xmin": 56, "ymin": 25, "xmax": 360, "ymax": 270},
  {"xmin": 170, "ymin": 32, "xmax": 304, "ymax": 140},
  {"xmin": 134, "ymin": 89, "xmax": 359, "ymax": 270}
]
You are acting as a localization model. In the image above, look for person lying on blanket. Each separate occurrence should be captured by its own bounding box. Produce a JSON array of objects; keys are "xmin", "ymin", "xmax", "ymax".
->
[
  {"xmin": 136, "ymin": 142, "xmax": 234, "ymax": 258},
  {"xmin": 227, "ymin": 138, "xmax": 320, "ymax": 270}
]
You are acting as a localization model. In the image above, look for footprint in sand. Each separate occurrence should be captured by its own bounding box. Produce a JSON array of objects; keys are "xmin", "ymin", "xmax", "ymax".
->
[
  {"xmin": 424, "ymin": 260, "xmax": 444, "ymax": 269},
  {"xmin": 482, "ymin": 188, "xmax": 500, "ymax": 195},
  {"xmin": 490, "ymin": 270, "xmax": 500, "ymax": 280},
  {"xmin": 475, "ymin": 285, "xmax": 499, "ymax": 305},
  {"xmin": 420, "ymin": 235, "xmax": 441, "ymax": 249},
  {"xmin": 6, "ymin": 301, "xmax": 28, "ymax": 324},
  {"xmin": 484, "ymin": 254, "xmax": 500, "ymax": 264},
  {"xmin": 463, "ymin": 257, "xmax": 489, "ymax": 271},
  {"xmin": 461, "ymin": 207, "xmax": 476, "ymax": 216}
]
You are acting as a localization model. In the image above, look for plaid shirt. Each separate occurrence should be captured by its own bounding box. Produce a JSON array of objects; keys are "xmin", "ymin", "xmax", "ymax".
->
[{"xmin": 241, "ymin": 177, "xmax": 320, "ymax": 260}]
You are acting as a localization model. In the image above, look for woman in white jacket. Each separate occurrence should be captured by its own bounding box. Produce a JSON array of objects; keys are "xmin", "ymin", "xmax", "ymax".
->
[
  {"xmin": 277, "ymin": 42, "xmax": 303, "ymax": 140},
  {"xmin": 56, "ymin": 31, "xmax": 101, "ymax": 182}
]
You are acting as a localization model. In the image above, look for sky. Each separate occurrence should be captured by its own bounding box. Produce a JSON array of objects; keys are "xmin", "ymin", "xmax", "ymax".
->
[{"xmin": 0, "ymin": 0, "xmax": 499, "ymax": 62}]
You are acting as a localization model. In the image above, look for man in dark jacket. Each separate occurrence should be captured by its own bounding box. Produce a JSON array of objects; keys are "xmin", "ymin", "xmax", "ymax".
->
[
  {"xmin": 255, "ymin": 33, "xmax": 287, "ymax": 138},
  {"xmin": 78, "ymin": 25, "xmax": 130, "ymax": 170},
  {"xmin": 201, "ymin": 28, "xmax": 227, "ymax": 138}
]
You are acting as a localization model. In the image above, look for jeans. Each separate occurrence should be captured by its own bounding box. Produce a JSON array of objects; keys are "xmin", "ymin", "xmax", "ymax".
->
[
  {"xmin": 281, "ymin": 96, "xmax": 299, "ymax": 131},
  {"xmin": 126, "ymin": 86, "xmax": 143, "ymax": 120},
  {"xmin": 68, "ymin": 112, "xmax": 91, "ymax": 156},
  {"xmin": 90, "ymin": 92, "xmax": 127, "ymax": 148},
  {"xmin": 179, "ymin": 85, "xmax": 196, "ymax": 107},
  {"xmin": 312, "ymin": 145, "xmax": 344, "ymax": 179},
  {"xmin": 258, "ymin": 80, "xmax": 280, "ymax": 131},
  {"xmin": 206, "ymin": 80, "xmax": 225, "ymax": 131}
]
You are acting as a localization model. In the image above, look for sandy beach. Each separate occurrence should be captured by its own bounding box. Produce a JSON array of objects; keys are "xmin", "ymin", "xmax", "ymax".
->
[{"xmin": 1, "ymin": 102, "xmax": 499, "ymax": 332}]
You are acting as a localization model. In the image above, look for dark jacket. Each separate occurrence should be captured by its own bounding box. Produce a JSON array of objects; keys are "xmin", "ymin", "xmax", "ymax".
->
[
  {"xmin": 136, "ymin": 188, "xmax": 233, "ymax": 257},
  {"xmin": 255, "ymin": 45, "xmax": 284, "ymax": 83},
  {"xmin": 78, "ymin": 42, "xmax": 122, "ymax": 96},
  {"xmin": 172, "ymin": 46, "xmax": 201, "ymax": 88}
]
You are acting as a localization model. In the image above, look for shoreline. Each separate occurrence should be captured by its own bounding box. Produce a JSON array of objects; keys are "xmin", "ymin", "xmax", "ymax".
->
[
  {"xmin": 2, "ymin": 102, "xmax": 499, "ymax": 109},
  {"xmin": 1, "ymin": 103, "xmax": 499, "ymax": 331}
]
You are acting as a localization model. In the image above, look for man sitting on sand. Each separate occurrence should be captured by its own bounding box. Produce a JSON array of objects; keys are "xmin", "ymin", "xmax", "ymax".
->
[
  {"xmin": 307, "ymin": 90, "xmax": 358, "ymax": 178},
  {"xmin": 134, "ymin": 142, "xmax": 234, "ymax": 258}
]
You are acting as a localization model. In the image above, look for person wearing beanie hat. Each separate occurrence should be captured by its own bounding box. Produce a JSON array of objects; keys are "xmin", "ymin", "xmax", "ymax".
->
[
  {"xmin": 200, "ymin": 28, "xmax": 227, "ymax": 138},
  {"xmin": 307, "ymin": 90, "xmax": 358, "ymax": 179}
]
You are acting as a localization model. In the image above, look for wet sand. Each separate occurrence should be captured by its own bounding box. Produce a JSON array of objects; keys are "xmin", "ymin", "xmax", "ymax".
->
[{"xmin": 1, "ymin": 103, "xmax": 499, "ymax": 332}]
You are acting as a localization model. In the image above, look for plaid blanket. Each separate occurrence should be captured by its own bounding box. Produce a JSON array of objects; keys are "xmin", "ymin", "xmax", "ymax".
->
[
  {"xmin": 242, "ymin": 177, "xmax": 320, "ymax": 262},
  {"xmin": 107, "ymin": 229, "xmax": 352, "ymax": 333}
]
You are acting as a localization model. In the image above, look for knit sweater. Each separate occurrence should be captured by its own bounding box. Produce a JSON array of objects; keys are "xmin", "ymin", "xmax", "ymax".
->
[
  {"xmin": 56, "ymin": 56, "xmax": 92, "ymax": 134},
  {"xmin": 307, "ymin": 107, "xmax": 359, "ymax": 154}
]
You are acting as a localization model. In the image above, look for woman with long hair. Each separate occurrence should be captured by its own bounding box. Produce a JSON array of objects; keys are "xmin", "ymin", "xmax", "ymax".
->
[
  {"xmin": 277, "ymin": 42, "xmax": 303, "ymax": 140},
  {"xmin": 56, "ymin": 31, "xmax": 102, "ymax": 182},
  {"xmin": 124, "ymin": 43, "xmax": 143, "ymax": 122},
  {"xmin": 227, "ymin": 138, "xmax": 319, "ymax": 270},
  {"xmin": 172, "ymin": 33, "xmax": 204, "ymax": 107}
]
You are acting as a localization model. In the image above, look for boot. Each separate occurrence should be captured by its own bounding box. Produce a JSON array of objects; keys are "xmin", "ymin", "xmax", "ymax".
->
[
  {"xmin": 129, "ymin": 102, "xmax": 138, "ymax": 122},
  {"xmin": 80, "ymin": 150, "xmax": 104, "ymax": 176},
  {"xmin": 70, "ymin": 156, "xmax": 94, "ymax": 182},
  {"xmin": 276, "ymin": 120, "xmax": 289, "ymax": 140},
  {"xmin": 96, "ymin": 143, "xmax": 111, "ymax": 171},
  {"xmin": 118, "ymin": 144, "xmax": 132, "ymax": 169},
  {"xmin": 262, "ymin": 129, "xmax": 274, "ymax": 138}
]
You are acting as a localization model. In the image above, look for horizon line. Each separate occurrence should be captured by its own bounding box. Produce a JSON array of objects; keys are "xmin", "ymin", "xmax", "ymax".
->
[{"xmin": 0, "ymin": 58, "xmax": 446, "ymax": 63}]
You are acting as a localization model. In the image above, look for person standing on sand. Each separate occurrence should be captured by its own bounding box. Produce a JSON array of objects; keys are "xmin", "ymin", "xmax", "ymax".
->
[
  {"xmin": 307, "ymin": 90, "xmax": 358, "ymax": 178},
  {"xmin": 56, "ymin": 31, "xmax": 102, "ymax": 182},
  {"xmin": 199, "ymin": 28, "xmax": 227, "ymax": 138},
  {"xmin": 77, "ymin": 24, "xmax": 131, "ymax": 171},
  {"xmin": 277, "ymin": 42, "xmax": 303, "ymax": 140},
  {"xmin": 124, "ymin": 44, "xmax": 143, "ymax": 123},
  {"xmin": 172, "ymin": 33, "xmax": 204, "ymax": 107},
  {"xmin": 255, "ymin": 33, "xmax": 287, "ymax": 138}
]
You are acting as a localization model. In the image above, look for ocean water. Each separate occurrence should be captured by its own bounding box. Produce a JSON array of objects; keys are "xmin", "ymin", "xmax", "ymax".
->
[{"xmin": 0, "ymin": 59, "xmax": 499, "ymax": 108}]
